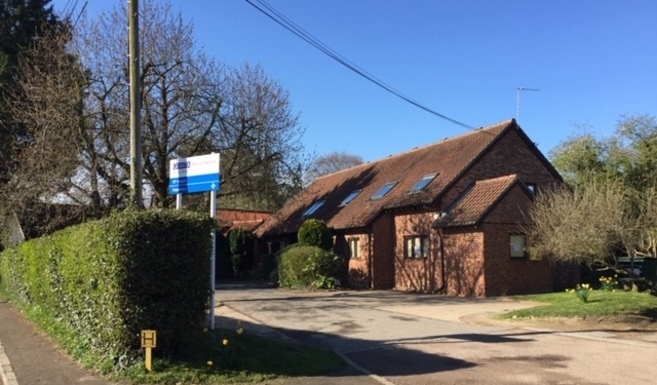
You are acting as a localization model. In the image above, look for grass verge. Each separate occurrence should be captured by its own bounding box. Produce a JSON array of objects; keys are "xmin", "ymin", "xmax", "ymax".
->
[
  {"xmin": 0, "ymin": 284, "xmax": 344, "ymax": 384},
  {"xmin": 497, "ymin": 290, "xmax": 657, "ymax": 320}
]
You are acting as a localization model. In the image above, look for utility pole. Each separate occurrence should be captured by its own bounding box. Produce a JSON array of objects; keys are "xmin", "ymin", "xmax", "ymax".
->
[
  {"xmin": 129, "ymin": 0, "xmax": 143, "ymax": 208},
  {"xmin": 516, "ymin": 87, "xmax": 539, "ymax": 122}
]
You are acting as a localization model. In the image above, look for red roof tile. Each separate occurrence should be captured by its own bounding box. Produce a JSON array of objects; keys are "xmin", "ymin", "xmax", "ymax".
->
[
  {"xmin": 433, "ymin": 174, "xmax": 522, "ymax": 227},
  {"xmin": 257, "ymin": 119, "xmax": 518, "ymax": 236}
]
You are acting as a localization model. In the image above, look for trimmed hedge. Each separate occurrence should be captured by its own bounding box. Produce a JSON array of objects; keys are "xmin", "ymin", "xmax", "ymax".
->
[
  {"xmin": 298, "ymin": 219, "xmax": 333, "ymax": 251},
  {"xmin": 0, "ymin": 209, "xmax": 213, "ymax": 364},
  {"xmin": 278, "ymin": 245, "xmax": 341, "ymax": 289}
]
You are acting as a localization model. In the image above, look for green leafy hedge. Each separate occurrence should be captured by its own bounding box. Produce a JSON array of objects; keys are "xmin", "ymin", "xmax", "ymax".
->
[
  {"xmin": 278, "ymin": 245, "xmax": 341, "ymax": 289},
  {"xmin": 298, "ymin": 219, "xmax": 333, "ymax": 251},
  {"xmin": 0, "ymin": 209, "xmax": 213, "ymax": 365}
]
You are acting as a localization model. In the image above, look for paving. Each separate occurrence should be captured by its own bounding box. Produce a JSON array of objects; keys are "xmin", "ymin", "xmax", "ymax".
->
[{"xmin": 3, "ymin": 283, "xmax": 657, "ymax": 385}]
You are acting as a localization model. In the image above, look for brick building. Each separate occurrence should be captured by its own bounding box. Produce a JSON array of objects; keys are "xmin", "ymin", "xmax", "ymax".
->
[{"xmin": 255, "ymin": 119, "xmax": 565, "ymax": 296}]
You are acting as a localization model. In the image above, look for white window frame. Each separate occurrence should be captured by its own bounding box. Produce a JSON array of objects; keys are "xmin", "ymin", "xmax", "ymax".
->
[
  {"xmin": 348, "ymin": 238, "xmax": 360, "ymax": 259},
  {"xmin": 404, "ymin": 235, "xmax": 429, "ymax": 259},
  {"xmin": 510, "ymin": 234, "xmax": 527, "ymax": 258}
]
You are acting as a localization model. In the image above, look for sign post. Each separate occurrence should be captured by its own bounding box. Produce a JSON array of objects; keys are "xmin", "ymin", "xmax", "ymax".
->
[
  {"xmin": 168, "ymin": 153, "xmax": 220, "ymax": 329},
  {"xmin": 141, "ymin": 330, "xmax": 156, "ymax": 371}
]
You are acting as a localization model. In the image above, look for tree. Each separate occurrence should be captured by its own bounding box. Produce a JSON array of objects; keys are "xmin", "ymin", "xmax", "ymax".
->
[
  {"xmin": 76, "ymin": 1, "xmax": 306, "ymax": 211},
  {"xmin": 5, "ymin": 0, "xmax": 306, "ymax": 215},
  {"xmin": 533, "ymin": 114, "xmax": 657, "ymax": 266},
  {"xmin": 548, "ymin": 133, "xmax": 608, "ymax": 187},
  {"xmin": 0, "ymin": 24, "xmax": 92, "ymax": 241},
  {"xmin": 305, "ymin": 151, "xmax": 363, "ymax": 184},
  {"xmin": 550, "ymin": 114, "xmax": 657, "ymax": 192},
  {"xmin": 0, "ymin": 0, "xmax": 63, "ymax": 183},
  {"xmin": 527, "ymin": 179, "xmax": 629, "ymax": 266}
]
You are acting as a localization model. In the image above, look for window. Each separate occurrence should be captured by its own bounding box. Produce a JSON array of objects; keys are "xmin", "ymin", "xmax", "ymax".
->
[
  {"xmin": 510, "ymin": 234, "xmax": 526, "ymax": 258},
  {"xmin": 409, "ymin": 173, "xmax": 437, "ymax": 192},
  {"xmin": 340, "ymin": 190, "xmax": 361, "ymax": 206},
  {"xmin": 302, "ymin": 200, "xmax": 325, "ymax": 217},
  {"xmin": 404, "ymin": 235, "xmax": 429, "ymax": 259},
  {"xmin": 526, "ymin": 183, "xmax": 537, "ymax": 195},
  {"xmin": 349, "ymin": 238, "xmax": 360, "ymax": 259},
  {"xmin": 371, "ymin": 182, "xmax": 397, "ymax": 200}
]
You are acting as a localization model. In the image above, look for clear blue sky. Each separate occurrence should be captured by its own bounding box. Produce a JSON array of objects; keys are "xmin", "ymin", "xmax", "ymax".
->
[{"xmin": 52, "ymin": 0, "xmax": 657, "ymax": 162}]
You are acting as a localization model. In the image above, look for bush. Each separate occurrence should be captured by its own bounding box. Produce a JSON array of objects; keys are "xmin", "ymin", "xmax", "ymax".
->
[
  {"xmin": 278, "ymin": 245, "xmax": 341, "ymax": 289},
  {"xmin": 298, "ymin": 219, "xmax": 332, "ymax": 251},
  {"xmin": 0, "ymin": 209, "xmax": 214, "ymax": 365},
  {"xmin": 229, "ymin": 228, "xmax": 255, "ymax": 278}
]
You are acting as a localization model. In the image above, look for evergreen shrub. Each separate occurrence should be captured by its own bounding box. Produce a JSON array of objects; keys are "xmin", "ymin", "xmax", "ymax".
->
[
  {"xmin": 297, "ymin": 219, "xmax": 332, "ymax": 251},
  {"xmin": 278, "ymin": 245, "xmax": 341, "ymax": 289}
]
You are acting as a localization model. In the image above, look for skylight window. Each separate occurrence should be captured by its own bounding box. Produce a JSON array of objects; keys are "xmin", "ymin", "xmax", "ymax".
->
[
  {"xmin": 409, "ymin": 173, "xmax": 437, "ymax": 192},
  {"xmin": 340, "ymin": 190, "xmax": 361, "ymax": 206},
  {"xmin": 302, "ymin": 200, "xmax": 325, "ymax": 217},
  {"xmin": 371, "ymin": 182, "xmax": 397, "ymax": 200}
]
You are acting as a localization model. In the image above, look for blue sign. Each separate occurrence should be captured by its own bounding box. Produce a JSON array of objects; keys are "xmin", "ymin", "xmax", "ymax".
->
[
  {"xmin": 168, "ymin": 173, "xmax": 220, "ymax": 194},
  {"xmin": 169, "ymin": 154, "xmax": 221, "ymax": 195}
]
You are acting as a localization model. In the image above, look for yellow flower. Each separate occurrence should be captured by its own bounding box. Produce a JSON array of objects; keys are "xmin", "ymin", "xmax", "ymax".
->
[
  {"xmin": 203, "ymin": 327, "xmax": 208, "ymax": 333},
  {"xmin": 222, "ymin": 339, "xmax": 229, "ymax": 346},
  {"xmin": 237, "ymin": 327, "xmax": 244, "ymax": 335},
  {"xmin": 207, "ymin": 360, "xmax": 213, "ymax": 366}
]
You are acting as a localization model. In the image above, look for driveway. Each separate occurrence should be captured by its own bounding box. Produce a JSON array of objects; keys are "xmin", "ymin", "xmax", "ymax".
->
[{"xmin": 215, "ymin": 283, "xmax": 657, "ymax": 385}]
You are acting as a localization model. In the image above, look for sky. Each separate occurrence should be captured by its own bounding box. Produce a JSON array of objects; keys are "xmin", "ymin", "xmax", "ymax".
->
[{"xmin": 51, "ymin": 0, "xmax": 657, "ymax": 163}]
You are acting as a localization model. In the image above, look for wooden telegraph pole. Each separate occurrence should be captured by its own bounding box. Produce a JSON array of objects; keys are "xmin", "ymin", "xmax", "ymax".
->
[{"xmin": 129, "ymin": 0, "xmax": 143, "ymax": 208}]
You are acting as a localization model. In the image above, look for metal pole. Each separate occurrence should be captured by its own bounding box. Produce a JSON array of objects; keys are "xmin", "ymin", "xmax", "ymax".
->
[
  {"xmin": 516, "ymin": 87, "xmax": 539, "ymax": 122},
  {"xmin": 209, "ymin": 190, "xmax": 217, "ymax": 329},
  {"xmin": 129, "ymin": 0, "xmax": 143, "ymax": 208},
  {"xmin": 176, "ymin": 193, "xmax": 182, "ymax": 210}
]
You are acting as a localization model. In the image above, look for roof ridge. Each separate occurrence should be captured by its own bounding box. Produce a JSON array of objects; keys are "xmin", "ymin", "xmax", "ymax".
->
[
  {"xmin": 312, "ymin": 119, "xmax": 515, "ymax": 182},
  {"xmin": 474, "ymin": 173, "xmax": 519, "ymax": 185}
]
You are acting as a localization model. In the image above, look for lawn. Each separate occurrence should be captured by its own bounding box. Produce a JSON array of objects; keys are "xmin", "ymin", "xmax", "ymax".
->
[
  {"xmin": 121, "ymin": 326, "xmax": 345, "ymax": 384},
  {"xmin": 498, "ymin": 289, "xmax": 657, "ymax": 320},
  {"xmin": 0, "ymin": 287, "xmax": 344, "ymax": 385}
]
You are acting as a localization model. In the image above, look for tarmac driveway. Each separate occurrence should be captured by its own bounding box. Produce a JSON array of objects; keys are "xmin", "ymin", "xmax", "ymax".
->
[{"xmin": 215, "ymin": 282, "xmax": 657, "ymax": 385}]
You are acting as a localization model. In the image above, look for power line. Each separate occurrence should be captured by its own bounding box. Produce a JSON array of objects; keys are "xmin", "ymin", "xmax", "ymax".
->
[{"xmin": 244, "ymin": 0, "xmax": 474, "ymax": 130}]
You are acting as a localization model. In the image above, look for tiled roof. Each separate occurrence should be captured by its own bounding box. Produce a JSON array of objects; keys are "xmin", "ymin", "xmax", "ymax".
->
[
  {"xmin": 433, "ymin": 174, "xmax": 522, "ymax": 227},
  {"xmin": 217, "ymin": 209, "xmax": 271, "ymax": 232},
  {"xmin": 257, "ymin": 119, "xmax": 518, "ymax": 236}
]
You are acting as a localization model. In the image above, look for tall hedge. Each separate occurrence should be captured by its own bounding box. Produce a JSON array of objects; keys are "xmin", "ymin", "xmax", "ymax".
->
[
  {"xmin": 298, "ymin": 219, "xmax": 333, "ymax": 250},
  {"xmin": 0, "ymin": 209, "xmax": 213, "ymax": 364}
]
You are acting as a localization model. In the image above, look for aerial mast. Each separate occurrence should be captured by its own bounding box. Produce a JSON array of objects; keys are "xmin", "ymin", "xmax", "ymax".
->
[{"xmin": 516, "ymin": 87, "xmax": 539, "ymax": 121}]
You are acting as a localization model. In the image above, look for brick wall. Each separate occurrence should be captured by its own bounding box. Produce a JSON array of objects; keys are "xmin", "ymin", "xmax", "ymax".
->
[
  {"xmin": 442, "ymin": 229, "xmax": 486, "ymax": 297},
  {"xmin": 371, "ymin": 213, "xmax": 396, "ymax": 289},
  {"xmin": 441, "ymin": 128, "xmax": 560, "ymax": 209},
  {"xmin": 482, "ymin": 184, "xmax": 553, "ymax": 296},
  {"xmin": 393, "ymin": 212, "xmax": 441, "ymax": 292},
  {"xmin": 336, "ymin": 232, "xmax": 371, "ymax": 288}
]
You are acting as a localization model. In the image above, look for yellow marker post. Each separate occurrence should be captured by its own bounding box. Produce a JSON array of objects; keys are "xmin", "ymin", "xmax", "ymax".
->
[{"xmin": 141, "ymin": 330, "xmax": 157, "ymax": 371}]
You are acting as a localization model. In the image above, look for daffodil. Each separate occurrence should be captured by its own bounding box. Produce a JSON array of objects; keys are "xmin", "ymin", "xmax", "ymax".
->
[
  {"xmin": 222, "ymin": 339, "xmax": 229, "ymax": 346},
  {"xmin": 237, "ymin": 327, "xmax": 244, "ymax": 335},
  {"xmin": 207, "ymin": 360, "xmax": 213, "ymax": 366}
]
